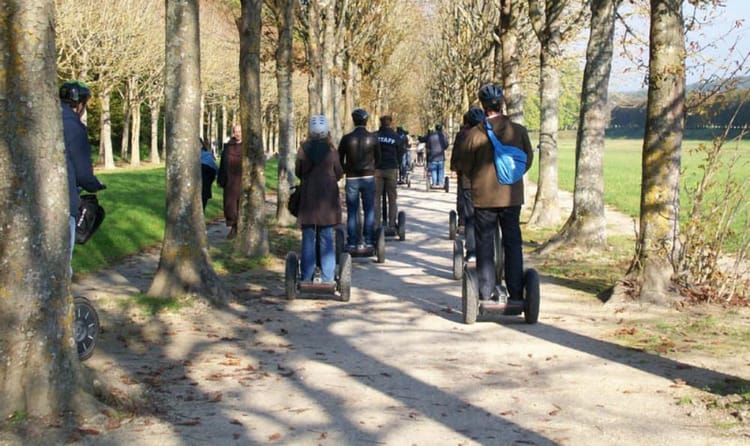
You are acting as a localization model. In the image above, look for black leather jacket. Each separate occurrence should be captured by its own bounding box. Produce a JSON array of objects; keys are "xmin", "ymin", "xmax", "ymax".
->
[{"xmin": 338, "ymin": 126, "xmax": 380, "ymax": 177}]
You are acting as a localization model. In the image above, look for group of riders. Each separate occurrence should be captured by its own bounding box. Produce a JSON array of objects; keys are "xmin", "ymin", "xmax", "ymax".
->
[{"xmin": 294, "ymin": 82, "xmax": 534, "ymax": 306}]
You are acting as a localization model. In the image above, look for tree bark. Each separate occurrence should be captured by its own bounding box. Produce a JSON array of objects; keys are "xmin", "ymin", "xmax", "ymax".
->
[
  {"xmin": 500, "ymin": 0, "xmax": 524, "ymax": 125},
  {"xmin": 129, "ymin": 77, "xmax": 141, "ymax": 167},
  {"xmin": 528, "ymin": 0, "xmax": 567, "ymax": 228},
  {"xmin": 148, "ymin": 0, "xmax": 231, "ymax": 303},
  {"xmin": 237, "ymin": 0, "xmax": 270, "ymax": 257},
  {"xmin": 624, "ymin": 0, "xmax": 685, "ymax": 304},
  {"xmin": 149, "ymin": 97, "xmax": 161, "ymax": 164},
  {"xmin": 99, "ymin": 84, "xmax": 117, "ymax": 169},
  {"xmin": 538, "ymin": 0, "xmax": 621, "ymax": 254},
  {"xmin": 0, "ymin": 0, "xmax": 95, "ymax": 423},
  {"xmin": 273, "ymin": 0, "xmax": 297, "ymax": 226}
]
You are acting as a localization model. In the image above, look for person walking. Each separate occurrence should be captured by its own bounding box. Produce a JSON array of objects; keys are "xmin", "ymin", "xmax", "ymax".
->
[
  {"xmin": 457, "ymin": 83, "xmax": 534, "ymax": 303},
  {"xmin": 295, "ymin": 115, "xmax": 343, "ymax": 283},
  {"xmin": 374, "ymin": 115, "xmax": 403, "ymax": 233},
  {"xmin": 338, "ymin": 108, "xmax": 380, "ymax": 251},
  {"xmin": 200, "ymin": 137, "xmax": 218, "ymax": 211},
  {"xmin": 426, "ymin": 124, "xmax": 448, "ymax": 187},
  {"xmin": 217, "ymin": 125, "xmax": 242, "ymax": 239},
  {"xmin": 60, "ymin": 80, "xmax": 106, "ymax": 268}
]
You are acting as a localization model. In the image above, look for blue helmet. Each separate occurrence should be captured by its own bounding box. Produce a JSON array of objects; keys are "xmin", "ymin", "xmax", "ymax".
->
[
  {"xmin": 478, "ymin": 83, "xmax": 504, "ymax": 110},
  {"xmin": 464, "ymin": 107, "xmax": 486, "ymax": 126}
]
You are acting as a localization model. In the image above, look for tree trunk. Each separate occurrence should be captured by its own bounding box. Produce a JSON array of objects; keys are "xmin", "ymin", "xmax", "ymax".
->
[
  {"xmin": 528, "ymin": 0, "xmax": 566, "ymax": 228},
  {"xmin": 121, "ymin": 84, "xmax": 131, "ymax": 161},
  {"xmin": 148, "ymin": 0, "xmax": 231, "ymax": 304},
  {"xmin": 0, "ymin": 0, "xmax": 95, "ymax": 423},
  {"xmin": 149, "ymin": 97, "xmax": 161, "ymax": 164},
  {"xmin": 275, "ymin": 0, "xmax": 296, "ymax": 226},
  {"xmin": 306, "ymin": 0, "xmax": 323, "ymax": 116},
  {"xmin": 539, "ymin": 0, "xmax": 621, "ymax": 254},
  {"xmin": 623, "ymin": 0, "xmax": 685, "ymax": 304},
  {"xmin": 500, "ymin": 0, "xmax": 524, "ymax": 125},
  {"xmin": 237, "ymin": 0, "xmax": 269, "ymax": 257},
  {"xmin": 130, "ymin": 89, "xmax": 141, "ymax": 167},
  {"xmin": 99, "ymin": 84, "xmax": 117, "ymax": 169}
]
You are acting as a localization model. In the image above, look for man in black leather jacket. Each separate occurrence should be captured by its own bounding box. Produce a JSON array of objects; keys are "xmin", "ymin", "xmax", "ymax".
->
[{"xmin": 338, "ymin": 108, "xmax": 381, "ymax": 250}]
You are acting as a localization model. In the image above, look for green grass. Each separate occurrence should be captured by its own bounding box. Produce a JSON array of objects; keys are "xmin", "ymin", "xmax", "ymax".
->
[
  {"xmin": 73, "ymin": 158, "xmax": 280, "ymax": 274},
  {"xmin": 526, "ymin": 132, "xmax": 750, "ymax": 249}
]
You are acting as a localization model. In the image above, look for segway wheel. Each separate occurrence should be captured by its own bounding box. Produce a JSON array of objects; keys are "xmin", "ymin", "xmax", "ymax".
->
[
  {"xmin": 335, "ymin": 226, "xmax": 345, "ymax": 264},
  {"xmin": 448, "ymin": 210, "xmax": 457, "ymax": 240},
  {"xmin": 452, "ymin": 239, "xmax": 464, "ymax": 280},
  {"xmin": 494, "ymin": 224, "xmax": 504, "ymax": 283},
  {"xmin": 397, "ymin": 211, "xmax": 406, "ymax": 241},
  {"xmin": 74, "ymin": 296, "xmax": 99, "ymax": 361},
  {"xmin": 338, "ymin": 252, "xmax": 352, "ymax": 302},
  {"xmin": 462, "ymin": 267, "xmax": 479, "ymax": 324},
  {"xmin": 523, "ymin": 268, "xmax": 540, "ymax": 324},
  {"xmin": 285, "ymin": 252, "xmax": 299, "ymax": 300},
  {"xmin": 444, "ymin": 176, "xmax": 450, "ymax": 193},
  {"xmin": 375, "ymin": 227, "xmax": 386, "ymax": 263}
]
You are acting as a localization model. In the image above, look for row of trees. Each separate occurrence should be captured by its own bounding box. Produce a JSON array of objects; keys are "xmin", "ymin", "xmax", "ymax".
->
[{"xmin": 1, "ymin": 0, "xmax": 747, "ymax": 432}]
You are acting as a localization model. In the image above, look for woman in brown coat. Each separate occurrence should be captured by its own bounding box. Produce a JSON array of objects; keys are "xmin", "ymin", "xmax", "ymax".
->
[{"xmin": 295, "ymin": 115, "xmax": 343, "ymax": 283}]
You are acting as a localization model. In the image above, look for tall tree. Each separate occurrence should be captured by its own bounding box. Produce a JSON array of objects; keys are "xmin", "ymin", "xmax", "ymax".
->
[
  {"xmin": 539, "ymin": 0, "xmax": 622, "ymax": 254},
  {"xmin": 623, "ymin": 0, "xmax": 685, "ymax": 304},
  {"xmin": 269, "ymin": 0, "xmax": 297, "ymax": 226},
  {"xmin": 236, "ymin": 0, "xmax": 269, "ymax": 257},
  {"xmin": 527, "ymin": 0, "xmax": 585, "ymax": 227},
  {"xmin": 499, "ymin": 0, "xmax": 526, "ymax": 124},
  {"xmin": 148, "ymin": 0, "xmax": 231, "ymax": 303},
  {"xmin": 0, "ymin": 0, "xmax": 95, "ymax": 423}
]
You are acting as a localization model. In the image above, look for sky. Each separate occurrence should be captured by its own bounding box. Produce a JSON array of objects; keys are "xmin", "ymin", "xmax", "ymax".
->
[{"xmin": 609, "ymin": 0, "xmax": 750, "ymax": 92}]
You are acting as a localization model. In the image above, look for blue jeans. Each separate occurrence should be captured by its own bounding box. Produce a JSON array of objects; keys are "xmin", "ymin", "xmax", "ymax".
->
[
  {"xmin": 400, "ymin": 152, "xmax": 410, "ymax": 179},
  {"xmin": 345, "ymin": 177, "xmax": 375, "ymax": 247},
  {"xmin": 301, "ymin": 225, "xmax": 335, "ymax": 282},
  {"xmin": 474, "ymin": 206, "xmax": 523, "ymax": 299},
  {"xmin": 429, "ymin": 160, "xmax": 445, "ymax": 186}
]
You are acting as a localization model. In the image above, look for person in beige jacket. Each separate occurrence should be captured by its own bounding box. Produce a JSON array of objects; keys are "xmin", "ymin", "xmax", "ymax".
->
[{"xmin": 455, "ymin": 83, "xmax": 534, "ymax": 303}]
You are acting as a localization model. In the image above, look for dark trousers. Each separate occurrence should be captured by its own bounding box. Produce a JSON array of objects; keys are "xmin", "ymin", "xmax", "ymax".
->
[
  {"xmin": 457, "ymin": 183, "xmax": 475, "ymax": 257},
  {"xmin": 474, "ymin": 206, "xmax": 523, "ymax": 299}
]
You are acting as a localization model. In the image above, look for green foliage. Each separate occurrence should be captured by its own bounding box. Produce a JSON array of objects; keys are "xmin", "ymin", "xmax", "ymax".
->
[{"xmin": 125, "ymin": 293, "xmax": 193, "ymax": 315}]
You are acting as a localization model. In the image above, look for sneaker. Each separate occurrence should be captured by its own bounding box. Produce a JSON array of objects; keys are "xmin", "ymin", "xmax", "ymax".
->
[
  {"xmin": 465, "ymin": 254, "xmax": 476, "ymax": 263},
  {"xmin": 365, "ymin": 243, "xmax": 375, "ymax": 250},
  {"xmin": 347, "ymin": 245, "xmax": 358, "ymax": 253},
  {"xmin": 490, "ymin": 286, "xmax": 509, "ymax": 304}
]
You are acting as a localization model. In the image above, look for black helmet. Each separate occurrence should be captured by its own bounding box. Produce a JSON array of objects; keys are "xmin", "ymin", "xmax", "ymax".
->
[
  {"xmin": 59, "ymin": 80, "xmax": 91, "ymax": 104},
  {"xmin": 464, "ymin": 107, "xmax": 486, "ymax": 126},
  {"xmin": 435, "ymin": 124, "xmax": 443, "ymax": 131},
  {"xmin": 352, "ymin": 108, "xmax": 369, "ymax": 125},
  {"xmin": 478, "ymin": 83, "xmax": 504, "ymax": 110}
]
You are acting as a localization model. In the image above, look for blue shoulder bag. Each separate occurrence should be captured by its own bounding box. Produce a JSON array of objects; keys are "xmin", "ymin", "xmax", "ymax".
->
[{"xmin": 483, "ymin": 118, "xmax": 527, "ymax": 185}]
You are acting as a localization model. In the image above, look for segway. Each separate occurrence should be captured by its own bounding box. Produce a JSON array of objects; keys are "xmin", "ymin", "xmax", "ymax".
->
[
  {"xmin": 284, "ymin": 228, "xmax": 352, "ymax": 301},
  {"xmin": 461, "ymin": 225, "xmax": 539, "ymax": 324},
  {"xmin": 380, "ymin": 189, "xmax": 406, "ymax": 241},
  {"xmin": 344, "ymin": 216, "xmax": 386, "ymax": 264},
  {"xmin": 74, "ymin": 296, "xmax": 100, "ymax": 361}
]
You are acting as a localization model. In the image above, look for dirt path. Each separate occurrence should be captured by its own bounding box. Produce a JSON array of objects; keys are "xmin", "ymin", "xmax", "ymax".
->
[{"xmin": 13, "ymin": 174, "xmax": 749, "ymax": 445}]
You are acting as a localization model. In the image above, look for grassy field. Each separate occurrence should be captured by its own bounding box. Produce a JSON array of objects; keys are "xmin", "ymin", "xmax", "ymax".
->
[
  {"xmin": 526, "ymin": 131, "xmax": 750, "ymax": 247},
  {"xmin": 72, "ymin": 158, "xmax": 281, "ymax": 274}
]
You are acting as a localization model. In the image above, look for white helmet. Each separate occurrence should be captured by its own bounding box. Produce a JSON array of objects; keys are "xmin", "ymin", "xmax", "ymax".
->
[{"xmin": 309, "ymin": 114, "xmax": 329, "ymax": 139}]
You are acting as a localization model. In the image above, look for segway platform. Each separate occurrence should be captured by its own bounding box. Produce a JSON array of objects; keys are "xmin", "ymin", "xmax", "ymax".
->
[
  {"xmin": 462, "ymin": 267, "xmax": 540, "ymax": 324},
  {"xmin": 285, "ymin": 251, "xmax": 352, "ymax": 302}
]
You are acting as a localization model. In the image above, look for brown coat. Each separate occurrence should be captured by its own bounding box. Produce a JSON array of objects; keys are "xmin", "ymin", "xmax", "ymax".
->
[
  {"xmin": 217, "ymin": 137, "xmax": 242, "ymax": 226},
  {"xmin": 456, "ymin": 114, "xmax": 534, "ymax": 208},
  {"xmin": 295, "ymin": 139, "xmax": 343, "ymax": 226}
]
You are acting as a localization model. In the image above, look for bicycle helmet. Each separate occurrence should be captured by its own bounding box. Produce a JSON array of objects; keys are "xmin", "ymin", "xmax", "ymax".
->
[
  {"xmin": 59, "ymin": 80, "xmax": 91, "ymax": 105},
  {"xmin": 351, "ymin": 108, "xmax": 369, "ymax": 125},
  {"xmin": 435, "ymin": 124, "xmax": 443, "ymax": 131},
  {"xmin": 464, "ymin": 107, "xmax": 486, "ymax": 126},
  {"xmin": 478, "ymin": 83, "xmax": 504, "ymax": 110},
  {"xmin": 309, "ymin": 114, "xmax": 329, "ymax": 139}
]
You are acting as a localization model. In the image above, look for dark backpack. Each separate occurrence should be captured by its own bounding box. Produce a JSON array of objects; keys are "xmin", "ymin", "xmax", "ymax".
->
[{"xmin": 76, "ymin": 194, "xmax": 105, "ymax": 244}]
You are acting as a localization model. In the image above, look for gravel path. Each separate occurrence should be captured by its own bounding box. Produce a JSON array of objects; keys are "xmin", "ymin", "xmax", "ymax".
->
[{"xmin": 48, "ymin": 173, "xmax": 750, "ymax": 445}]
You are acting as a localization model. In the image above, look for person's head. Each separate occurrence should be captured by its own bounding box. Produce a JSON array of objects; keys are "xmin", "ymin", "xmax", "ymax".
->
[
  {"xmin": 200, "ymin": 137, "xmax": 208, "ymax": 151},
  {"xmin": 231, "ymin": 125, "xmax": 242, "ymax": 141},
  {"xmin": 379, "ymin": 115, "xmax": 393, "ymax": 128},
  {"xmin": 309, "ymin": 114, "xmax": 330, "ymax": 139},
  {"xmin": 463, "ymin": 106, "xmax": 486, "ymax": 127},
  {"xmin": 351, "ymin": 108, "xmax": 369, "ymax": 126},
  {"xmin": 59, "ymin": 80, "xmax": 91, "ymax": 116},
  {"xmin": 435, "ymin": 124, "xmax": 443, "ymax": 132},
  {"xmin": 478, "ymin": 83, "xmax": 504, "ymax": 113},
  {"xmin": 396, "ymin": 126, "xmax": 404, "ymax": 134}
]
